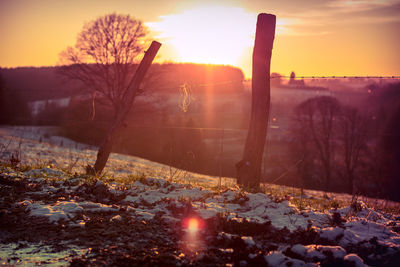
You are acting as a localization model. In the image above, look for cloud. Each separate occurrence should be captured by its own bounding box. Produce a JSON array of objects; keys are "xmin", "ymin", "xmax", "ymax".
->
[{"xmin": 273, "ymin": 0, "xmax": 400, "ymax": 36}]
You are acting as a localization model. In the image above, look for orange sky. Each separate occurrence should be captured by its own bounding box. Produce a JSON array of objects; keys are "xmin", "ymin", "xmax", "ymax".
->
[{"xmin": 0, "ymin": 0, "xmax": 399, "ymax": 78}]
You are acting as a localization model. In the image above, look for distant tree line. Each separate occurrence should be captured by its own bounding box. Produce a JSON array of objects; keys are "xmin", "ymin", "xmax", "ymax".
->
[
  {"xmin": 0, "ymin": 73, "xmax": 31, "ymax": 125},
  {"xmin": 285, "ymin": 82, "xmax": 400, "ymax": 201},
  {"xmin": 0, "ymin": 63, "xmax": 244, "ymax": 103},
  {"xmin": 0, "ymin": 67, "xmax": 79, "ymax": 102}
]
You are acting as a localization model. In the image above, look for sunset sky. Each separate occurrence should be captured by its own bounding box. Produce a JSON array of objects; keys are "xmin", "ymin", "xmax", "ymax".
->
[{"xmin": 0, "ymin": 0, "xmax": 399, "ymax": 78}]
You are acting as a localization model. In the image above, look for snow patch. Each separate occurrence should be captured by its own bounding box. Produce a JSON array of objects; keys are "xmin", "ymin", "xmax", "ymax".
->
[
  {"xmin": 241, "ymin": 236, "xmax": 256, "ymax": 247},
  {"xmin": 344, "ymin": 253, "xmax": 366, "ymax": 267},
  {"xmin": 264, "ymin": 251, "xmax": 308, "ymax": 267},
  {"xmin": 23, "ymin": 200, "xmax": 117, "ymax": 223}
]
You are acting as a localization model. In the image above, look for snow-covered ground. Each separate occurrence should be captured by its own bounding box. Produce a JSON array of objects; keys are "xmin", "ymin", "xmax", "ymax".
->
[
  {"xmin": 0, "ymin": 126, "xmax": 236, "ymax": 188},
  {"xmin": 1, "ymin": 126, "xmax": 400, "ymax": 266}
]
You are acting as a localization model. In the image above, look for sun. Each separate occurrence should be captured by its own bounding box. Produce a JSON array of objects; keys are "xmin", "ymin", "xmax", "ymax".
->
[{"xmin": 148, "ymin": 5, "xmax": 256, "ymax": 66}]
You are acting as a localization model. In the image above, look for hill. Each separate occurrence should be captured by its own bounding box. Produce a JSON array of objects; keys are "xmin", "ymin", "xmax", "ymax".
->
[
  {"xmin": 0, "ymin": 126, "xmax": 399, "ymax": 266},
  {"xmin": 0, "ymin": 66, "xmax": 80, "ymax": 101},
  {"xmin": 0, "ymin": 63, "xmax": 244, "ymax": 102}
]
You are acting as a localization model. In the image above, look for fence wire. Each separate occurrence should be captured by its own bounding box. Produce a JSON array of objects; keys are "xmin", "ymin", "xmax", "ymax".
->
[
  {"xmin": 5, "ymin": 75, "xmax": 400, "ymax": 92},
  {"xmin": 2, "ymin": 74, "xmax": 400, "ymax": 183}
]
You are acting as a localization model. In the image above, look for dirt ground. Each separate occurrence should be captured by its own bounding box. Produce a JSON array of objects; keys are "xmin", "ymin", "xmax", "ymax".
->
[{"xmin": 1, "ymin": 173, "xmax": 400, "ymax": 266}]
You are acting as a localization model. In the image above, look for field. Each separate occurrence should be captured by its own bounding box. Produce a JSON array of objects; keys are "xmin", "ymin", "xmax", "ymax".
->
[{"xmin": 1, "ymin": 126, "xmax": 400, "ymax": 266}]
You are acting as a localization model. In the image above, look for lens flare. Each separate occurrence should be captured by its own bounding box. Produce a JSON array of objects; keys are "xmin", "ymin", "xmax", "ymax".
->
[
  {"xmin": 181, "ymin": 217, "xmax": 206, "ymax": 254},
  {"xmin": 188, "ymin": 218, "xmax": 199, "ymax": 233},
  {"xmin": 182, "ymin": 217, "xmax": 204, "ymax": 234}
]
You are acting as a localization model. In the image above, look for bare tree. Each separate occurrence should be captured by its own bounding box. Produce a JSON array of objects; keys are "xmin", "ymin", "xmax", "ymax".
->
[
  {"xmin": 289, "ymin": 122, "xmax": 318, "ymax": 189},
  {"xmin": 337, "ymin": 106, "xmax": 369, "ymax": 194},
  {"xmin": 59, "ymin": 13, "xmax": 148, "ymax": 109},
  {"xmin": 294, "ymin": 96, "xmax": 341, "ymax": 192},
  {"xmin": 59, "ymin": 13, "xmax": 160, "ymax": 174}
]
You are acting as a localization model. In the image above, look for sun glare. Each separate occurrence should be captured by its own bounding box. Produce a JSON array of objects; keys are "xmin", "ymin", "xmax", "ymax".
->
[{"xmin": 148, "ymin": 6, "xmax": 256, "ymax": 66}]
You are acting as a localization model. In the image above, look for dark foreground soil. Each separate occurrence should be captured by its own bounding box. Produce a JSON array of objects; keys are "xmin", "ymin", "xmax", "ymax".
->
[{"xmin": 1, "ymin": 174, "xmax": 400, "ymax": 266}]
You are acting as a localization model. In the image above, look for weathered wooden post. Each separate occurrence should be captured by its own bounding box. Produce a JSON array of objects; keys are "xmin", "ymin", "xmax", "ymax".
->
[
  {"xmin": 90, "ymin": 41, "xmax": 162, "ymax": 174},
  {"xmin": 236, "ymin": 13, "xmax": 276, "ymax": 188}
]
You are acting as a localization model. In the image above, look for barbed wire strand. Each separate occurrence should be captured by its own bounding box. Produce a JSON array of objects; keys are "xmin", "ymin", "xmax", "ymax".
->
[{"xmin": 270, "ymin": 75, "xmax": 400, "ymax": 79}]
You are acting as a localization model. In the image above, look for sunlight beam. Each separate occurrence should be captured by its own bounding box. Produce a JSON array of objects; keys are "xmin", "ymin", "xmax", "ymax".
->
[{"xmin": 148, "ymin": 6, "xmax": 256, "ymax": 66}]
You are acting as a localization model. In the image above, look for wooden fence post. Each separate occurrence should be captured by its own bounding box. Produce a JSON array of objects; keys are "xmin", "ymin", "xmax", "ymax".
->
[
  {"xmin": 91, "ymin": 41, "xmax": 162, "ymax": 174},
  {"xmin": 236, "ymin": 13, "xmax": 276, "ymax": 188}
]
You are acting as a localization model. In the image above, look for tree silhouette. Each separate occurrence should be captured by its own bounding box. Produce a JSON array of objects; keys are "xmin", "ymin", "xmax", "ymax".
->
[
  {"xmin": 59, "ymin": 13, "xmax": 160, "ymax": 174},
  {"xmin": 289, "ymin": 71, "xmax": 296, "ymax": 84},
  {"xmin": 59, "ymin": 13, "xmax": 148, "ymax": 109},
  {"xmin": 337, "ymin": 106, "xmax": 369, "ymax": 194},
  {"xmin": 294, "ymin": 96, "xmax": 341, "ymax": 192}
]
